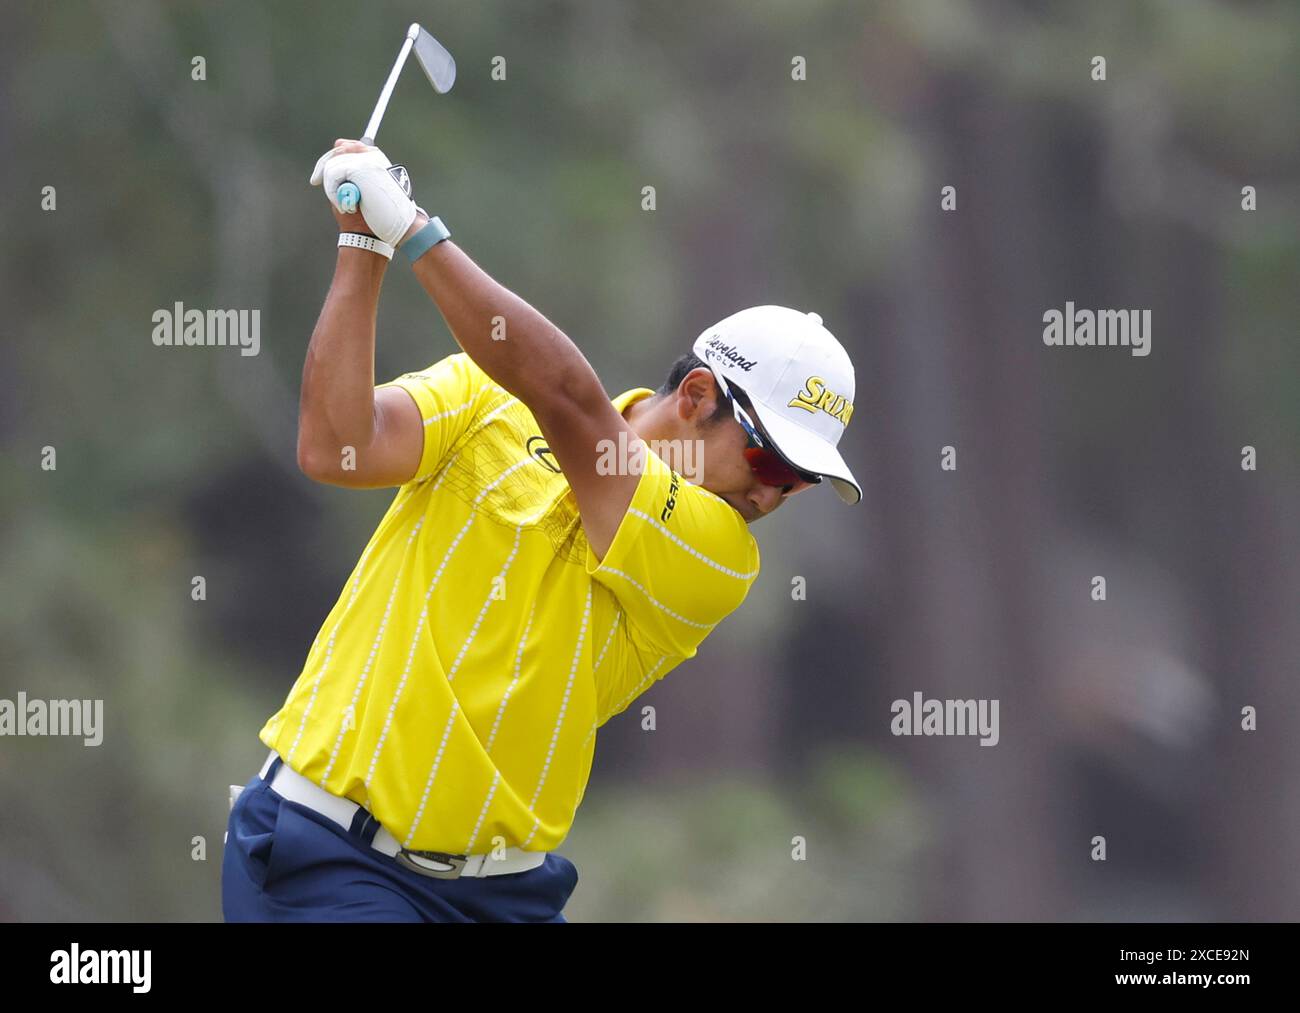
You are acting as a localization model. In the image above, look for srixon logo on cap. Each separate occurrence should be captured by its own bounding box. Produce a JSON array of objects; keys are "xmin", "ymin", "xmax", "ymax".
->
[{"xmin": 788, "ymin": 376, "xmax": 854, "ymax": 426}]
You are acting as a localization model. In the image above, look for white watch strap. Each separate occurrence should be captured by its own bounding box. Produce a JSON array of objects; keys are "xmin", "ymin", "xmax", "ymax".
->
[{"xmin": 338, "ymin": 232, "xmax": 395, "ymax": 260}]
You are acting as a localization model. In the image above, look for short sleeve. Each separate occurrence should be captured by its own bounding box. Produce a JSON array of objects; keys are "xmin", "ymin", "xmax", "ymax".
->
[
  {"xmin": 377, "ymin": 353, "xmax": 493, "ymax": 482},
  {"xmin": 586, "ymin": 446, "xmax": 760, "ymax": 658}
]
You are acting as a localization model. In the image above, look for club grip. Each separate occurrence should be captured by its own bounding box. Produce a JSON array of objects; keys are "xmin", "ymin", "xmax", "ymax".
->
[{"xmin": 337, "ymin": 181, "xmax": 361, "ymax": 214}]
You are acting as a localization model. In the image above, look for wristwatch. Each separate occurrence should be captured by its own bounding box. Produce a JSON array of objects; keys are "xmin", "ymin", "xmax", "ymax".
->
[{"xmin": 402, "ymin": 216, "xmax": 451, "ymax": 263}]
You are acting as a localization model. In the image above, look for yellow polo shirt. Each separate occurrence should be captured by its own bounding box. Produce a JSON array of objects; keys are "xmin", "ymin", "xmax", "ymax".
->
[{"xmin": 258, "ymin": 352, "xmax": 759, "ymax": 854}]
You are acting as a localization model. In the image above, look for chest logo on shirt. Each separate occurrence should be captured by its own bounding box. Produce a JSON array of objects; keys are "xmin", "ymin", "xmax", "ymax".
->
[{"xmin": 527, "ymin": 435, "xmax": 562, "ymax": 473}]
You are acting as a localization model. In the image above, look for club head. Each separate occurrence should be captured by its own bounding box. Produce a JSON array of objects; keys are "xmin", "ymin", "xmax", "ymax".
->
[{"xmin": 412, "ymin": 25, "xmax": 456, "ymax": 94}]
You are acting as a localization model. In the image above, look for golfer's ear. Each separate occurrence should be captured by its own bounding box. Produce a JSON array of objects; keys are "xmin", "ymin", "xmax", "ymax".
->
[{"xmin": 678, "ymin": 368, "xmax": 719, "ymax": 422}]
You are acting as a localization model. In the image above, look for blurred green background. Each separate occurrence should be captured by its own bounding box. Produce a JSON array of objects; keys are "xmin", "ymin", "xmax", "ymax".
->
[{"xmin": 1, "ymin": 0, "xmax": 1298, "ymax": 920}]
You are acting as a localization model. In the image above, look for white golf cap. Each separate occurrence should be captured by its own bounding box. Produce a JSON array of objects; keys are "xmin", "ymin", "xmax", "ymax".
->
[{"xmin": 692, "ymin": 305, "xmax": 861, "ymax": 504}]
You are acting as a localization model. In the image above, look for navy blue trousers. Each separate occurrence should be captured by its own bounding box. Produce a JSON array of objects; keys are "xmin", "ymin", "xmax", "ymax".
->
[{"xmin": 221, "ymin": 758, "xmax": 578, "ymax": 922}]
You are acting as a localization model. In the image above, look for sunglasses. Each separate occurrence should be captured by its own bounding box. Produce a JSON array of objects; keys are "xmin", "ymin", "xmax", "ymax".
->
[{"xmin": 720, "ymin": 379, "xmax": 822, "ymax": 493}]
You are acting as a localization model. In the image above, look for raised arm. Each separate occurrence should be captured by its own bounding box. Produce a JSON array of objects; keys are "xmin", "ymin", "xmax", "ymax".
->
[
  {"xmin": 295, "ymin": 204, "xmax": 424, "ymax": 489},
  {"xmin": 407, "ymin": 232, "xmax": 640, "ymax": 558},
  {"xmin": 303, "ymin": 139, "xmax": 640, "ymax": 555}
]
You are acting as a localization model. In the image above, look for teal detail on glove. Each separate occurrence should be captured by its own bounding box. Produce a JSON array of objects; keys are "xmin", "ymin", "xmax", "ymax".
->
[
  {"xmin": 337, "ymin": 182, "xmax": 361, "ymax": 214},
  {"xmin": 403, "ymin": 217, "xmax": 451, "ymax": 263}
]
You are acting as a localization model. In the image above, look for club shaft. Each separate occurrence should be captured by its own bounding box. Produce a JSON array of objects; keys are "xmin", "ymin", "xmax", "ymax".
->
[{"xmin": 361, "ymin": 34, "xmax": 417, "ymax": 143}]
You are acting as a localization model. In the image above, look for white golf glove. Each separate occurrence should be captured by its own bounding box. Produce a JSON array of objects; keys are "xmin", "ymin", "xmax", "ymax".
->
[{"xmin": 310, "ymin": 144, "xmax": 418, "ymax": 247}]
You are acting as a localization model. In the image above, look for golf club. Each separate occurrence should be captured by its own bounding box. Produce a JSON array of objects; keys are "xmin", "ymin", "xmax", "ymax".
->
[{"xmin": 337, "ymin": 22, "xmax": 456, "ymax": 213}]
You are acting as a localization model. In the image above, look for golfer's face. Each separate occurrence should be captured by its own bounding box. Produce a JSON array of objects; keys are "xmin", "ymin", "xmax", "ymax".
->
[{"xmin": 700, "ymin": 417, "xmax": 806, "ymax": 524}]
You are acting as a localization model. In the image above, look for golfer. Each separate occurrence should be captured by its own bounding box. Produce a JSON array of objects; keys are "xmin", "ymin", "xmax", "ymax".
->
[{"xmin": 221, "ymin": 140, "xmax": 861, "ymax": 922}]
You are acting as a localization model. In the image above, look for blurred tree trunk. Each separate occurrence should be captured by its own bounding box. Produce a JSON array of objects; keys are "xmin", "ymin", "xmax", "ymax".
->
[
  {"xmin": 1210, "ymin": 469, "xmax": 1300, "ymax": 916},
  {"xmin": 870, "ymin": 72, "xmax": 1068, "ymax": 920}
]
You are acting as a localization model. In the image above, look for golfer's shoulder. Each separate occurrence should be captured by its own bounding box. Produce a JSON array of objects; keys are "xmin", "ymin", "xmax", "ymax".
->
[
  {"xmin": 391, "ymin": 351, "xmax": 487, "ymax": 391},
  {"xmin": 683, "ymin": 483, "xmax": 761, "ymax": 583},
  {"xmin": 642, "ymin": 468, "xmax": 761, "ymax": 593},
  {"xmin": 383, "ymin": 352, "xmax": 502, "ymax": 412}
]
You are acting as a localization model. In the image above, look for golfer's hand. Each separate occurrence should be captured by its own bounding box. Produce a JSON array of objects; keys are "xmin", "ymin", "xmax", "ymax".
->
[
  {"xmin": 310, "ymin": 139, "xmax": 419, "ymax": 247},
  {"xmin": 326, "ymin": 200, "xmax": 374, "ymax": 236}
]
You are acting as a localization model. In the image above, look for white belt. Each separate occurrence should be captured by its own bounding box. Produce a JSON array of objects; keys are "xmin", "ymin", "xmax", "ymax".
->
[{"xmin": 232, "ymin": 750, "xmax": 546, "ymax": 880}]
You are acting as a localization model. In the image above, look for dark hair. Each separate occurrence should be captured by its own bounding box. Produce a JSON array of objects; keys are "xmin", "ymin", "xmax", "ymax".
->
[{"xmin": 658, "ymin": 353, "xmax": 732, "ymax": 425}]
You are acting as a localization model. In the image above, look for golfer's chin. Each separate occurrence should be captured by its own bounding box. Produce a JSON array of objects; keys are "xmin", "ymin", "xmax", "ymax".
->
[{"xmin": 705, "ymin": 488, "xmax": 764, "ymax": 524}]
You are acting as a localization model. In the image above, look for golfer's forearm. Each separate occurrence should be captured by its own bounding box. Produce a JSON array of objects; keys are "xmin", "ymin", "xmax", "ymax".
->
[
  {"xmin": 410, "ymin": 241, "xmax": 606, "ymax": 414},
  {"xmin": 298, "ymin": 251, "xmax": 388, "ymax": 466}
]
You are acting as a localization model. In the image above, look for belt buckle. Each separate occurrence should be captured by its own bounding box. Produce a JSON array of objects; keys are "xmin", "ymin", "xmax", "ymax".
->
[{"xmin": 396, "ymin": 849, "xmax": 469, "ymax": 880}]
